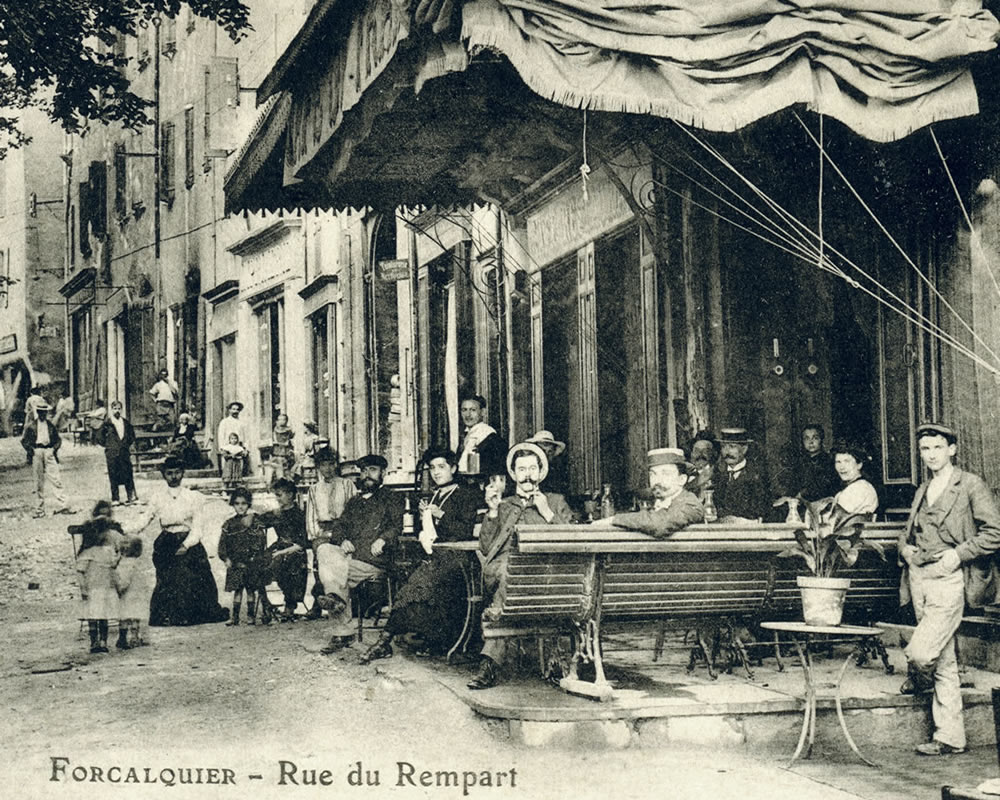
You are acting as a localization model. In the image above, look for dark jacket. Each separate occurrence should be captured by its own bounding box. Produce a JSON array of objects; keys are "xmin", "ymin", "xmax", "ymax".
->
[
  {"xmin": 97, "ymin": 417, "xmax": 136, "ymax": 461},
  {"xmin": 21, "ymin": 421, "xmax": 61, "ymax": 463},
  {"xmin": 425, "ymin": 483, "xmax": 482, "ymax": 543},
  {"xmin": 777, "ymin": 451, "xmax": 839, "ymax": 502},
  {"xmin": 258, "ymin": 505, "xmax": 308, "ymax": 551},
  {"xmin": 329, "ymin": 486, "xmax": 405, "ymax": 570},
  {"xmin": 479, "ymin": 492, "xmax": 573, "ymax": 570},
  {"xmin": 900, "ymin": 468, "xmax": 1000, "ymax": 608},
  {"xmin": 714, "ymin": 460, "xmax": 769, "ymax": 520},
  {"xmin": 612, "ymin": 489, "xmax": 706, "ymax": 538}
]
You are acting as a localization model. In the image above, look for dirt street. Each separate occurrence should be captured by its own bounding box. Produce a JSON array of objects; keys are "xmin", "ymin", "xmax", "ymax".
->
[{"xmin": 0, "ymin": 438, "xmax": 883, "ymax": 800}]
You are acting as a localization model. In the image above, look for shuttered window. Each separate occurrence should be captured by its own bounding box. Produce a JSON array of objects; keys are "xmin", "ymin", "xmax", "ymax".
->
[{"xmin": 184, "ymin": 106, "xmax": 195, "ymax": 189}]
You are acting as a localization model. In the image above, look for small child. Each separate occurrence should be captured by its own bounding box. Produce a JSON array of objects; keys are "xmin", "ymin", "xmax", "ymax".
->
[
  {"xmin": 296, "ymin": 421, "xmax": 321, "ymax": 485},
  {"xmin": 74, "ymin": 501, "xmax": 123, "ymax": 654},
  {"xmin": 220, "ymin": 432, "xmax": 248, "ymax": 490},
  {"xmin": 258, "ymin": 478, "xmax": 308, "ymax": 622},
  {"xmin": 114, "ymin": 535, "xmax": 150, "ymax": 649},
  {"xmin": 218, "ymin": 487, "xmax": 270, "ymax": 626},
  {"xmin": 271, "ymin": 413, "xmax": 295, "ymax": 480}
]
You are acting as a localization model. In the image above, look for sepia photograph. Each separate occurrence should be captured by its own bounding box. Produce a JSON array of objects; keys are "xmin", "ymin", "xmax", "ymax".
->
[{"xmin": 4, "ymin": 1, "xmax": 1000, "ymax": 798}]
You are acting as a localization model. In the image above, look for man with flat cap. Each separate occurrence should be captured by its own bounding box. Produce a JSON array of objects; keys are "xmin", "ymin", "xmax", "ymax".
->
[
  {"xmin": 314, "ymin": 453, "xmax": 404, "ymax": 654},
  {"xmin": 713, "ymin": 427, "xmax": 769, "ymax": 522},
  {"xmin": 604, "ymin": 448, "xmax": 705, "ymax": 537},
  {"xmin": 898, "ymin": 422, "xmax": 1000, "ymax": 756}
]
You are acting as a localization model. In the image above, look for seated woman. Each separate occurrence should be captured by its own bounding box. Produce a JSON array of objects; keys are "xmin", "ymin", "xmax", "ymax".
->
[
  {"xmin": 827, "ymin": 440, "xmax": 879, "ymax": 527},
  {"xmin": 359, "ymin": 446, "xmax": 482, "ymax": 663},
  {"xmin": 169, "ymin": 412, "xmax": 205, "ymax": 469}
]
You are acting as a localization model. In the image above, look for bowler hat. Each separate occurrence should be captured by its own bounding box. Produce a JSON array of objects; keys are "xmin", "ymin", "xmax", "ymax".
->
[
  {"xmin": 718, "ymin": 427, "xmax": 753, "ymax": 444},
  {"xmin": 357, "ymin": 454, "xmax": 389, "ymax": 470}
]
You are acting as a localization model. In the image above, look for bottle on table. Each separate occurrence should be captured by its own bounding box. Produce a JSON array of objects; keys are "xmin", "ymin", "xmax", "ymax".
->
[
  {"xmin": 703, "ymin": 489, "xmax": 718, "ymax": 523},
  {"xmin": 600, "ymin": 483, "xmax": 615, "ymax": 520}
]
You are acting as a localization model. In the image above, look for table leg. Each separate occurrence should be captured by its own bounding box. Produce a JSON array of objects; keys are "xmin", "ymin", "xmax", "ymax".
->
[
  {"xmin": 789, "ymin": 637, "xmax": 813, "ymax": 766},
  {"xmin": 834, "ymin": 646, "xmax": 879, "ymax": 767}
]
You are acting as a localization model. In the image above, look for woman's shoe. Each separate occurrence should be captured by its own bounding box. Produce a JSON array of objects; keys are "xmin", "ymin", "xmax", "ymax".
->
[{"xmin": 467, "ymin": 657, "xmax": 500, "ymax": 690}]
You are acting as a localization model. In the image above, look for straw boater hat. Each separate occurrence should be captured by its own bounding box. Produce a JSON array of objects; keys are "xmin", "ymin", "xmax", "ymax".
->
[
  {"xmin": 647, "ymin": 447, "xmax": 690, "ymax": 472},
  {"xmin": 35, "ymin": 401, "xmax": 51, "ymax": 412},
  {"xmin": 227, "ymin": 400, "xmax": 244, "ymax": 412},
  {"xmin": 506, "ymin": 442, "xmax": 550, "ymax": 482},
  {"xmin": 718, "ymin": 427, "xmax": 753, "ymax": 444},
  {"xmin": 526, "ymin": 430, "xmax": 566, "ymax": 457}
]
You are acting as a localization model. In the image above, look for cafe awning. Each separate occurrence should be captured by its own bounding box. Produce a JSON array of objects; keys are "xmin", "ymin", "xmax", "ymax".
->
[{"xmin": 461, "ymin": 0, "xmax": 1000, "ymax": 143}]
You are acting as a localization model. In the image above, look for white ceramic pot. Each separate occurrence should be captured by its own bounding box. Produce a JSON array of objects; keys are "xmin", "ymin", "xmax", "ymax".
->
[{"xmin": 796, "ymin": 575, "xmax": 851, "ymax": 627}]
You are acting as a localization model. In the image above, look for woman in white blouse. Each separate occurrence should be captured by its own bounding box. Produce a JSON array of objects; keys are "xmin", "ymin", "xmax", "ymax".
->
[
  {"xmin": 140, "ymin": 456, "xmax": 228, "ymax": 626},
  {"xmin": 829, "ymin": 441, "xmax": 879, "ymax": 527}
]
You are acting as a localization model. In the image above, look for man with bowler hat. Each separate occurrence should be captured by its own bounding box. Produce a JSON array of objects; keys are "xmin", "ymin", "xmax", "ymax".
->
[
  {"xmin": 713, "ymin": 427, "xmax": 769, "ymax": 522},
  {"xmin": 605, "ymin": 448, "xmax": 705, "ymax": 537},
  {"xmin": 898, "ymin": 422, "xmax": 1000, "ymax": 756}
]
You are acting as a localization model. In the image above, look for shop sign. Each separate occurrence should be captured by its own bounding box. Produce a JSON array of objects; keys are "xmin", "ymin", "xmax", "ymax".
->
[
  {"xmin": 285, "ymin": 0, "xmax": 410, "ymax": 180},
  {"xmin": 38, "ymin": 325, "xmax": 60, "ymax": 338},
  {"xmin": 377, "ymin": 259, "xmax": 409, "ymax": 282},
  {"xmin": 0, "ymin": 333, "xmax": 16, "ymax": 354}
]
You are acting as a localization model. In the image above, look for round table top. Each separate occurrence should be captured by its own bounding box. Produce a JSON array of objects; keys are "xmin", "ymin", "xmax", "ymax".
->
[{"xmin": 760, "ymin": 621, "xmax": 883, "ymax": 636}]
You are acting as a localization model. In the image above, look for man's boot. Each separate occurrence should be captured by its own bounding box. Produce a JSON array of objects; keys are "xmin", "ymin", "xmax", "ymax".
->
[
  {"xmin": 246, "ymin": 597, "xmax": 257, "ymax": 626},
  {"xmin": 227, "ymin": 602, "xmax": 241, "ymax": 626},
  {"xmin": 116, "ymin": 628, "xmax": 130, "ymax": 650},
  {"xmin": 360, "ymin": 632, "xmax": 394, "ymax": 665},
  {"xmin": 467, "ymin": 657, "xmax": 501, "ymax": 690},
  {"xmin": 900, "ymin": 663, "xmax": 934, "ymax": 695}
]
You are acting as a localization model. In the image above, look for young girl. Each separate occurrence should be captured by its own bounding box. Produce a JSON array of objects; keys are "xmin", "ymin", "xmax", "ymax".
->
[
  {"xmin": 220, "ymin": 432, "xmax": 248, "ymax": 490},
  {"xmin": 114, "ymin": 535, "xmax": 151, "ymax": 649},
  {"xmin": 75, "ymin": 501, "xmax": 123, "ymax": 654},
  {"xmin": 296, "ymin": 421, "xmax": 321, "ymax": 485},
  {"xmin": 218, "ymin": 487, "xmax": 269, "ymax": 625},
  {"xmin": 271, "ymin": 413, "xmax": 295, "ymax": 480}
]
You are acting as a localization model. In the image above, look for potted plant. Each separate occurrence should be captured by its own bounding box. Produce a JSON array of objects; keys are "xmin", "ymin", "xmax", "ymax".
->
[{"xmin": 777, "ymin": 498, "xmax": 886, "ymax": 626}]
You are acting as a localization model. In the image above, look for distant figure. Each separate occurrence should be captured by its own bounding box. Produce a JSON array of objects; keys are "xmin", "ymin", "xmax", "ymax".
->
[
  {"xmin": 218, "ymin": 487, "xmax": 272, "ymax": 626},
  {"xmin": 220, "ymin": 433, "xmax": 248, "ymax": 491},
  {"xmin": 24, "ymin": 385, "xmax": 46, "ymax": 427},
  {"xmin": 216, "ymin": 401, "xmax": 248, "ymax": 474},
  {"xmin": 688, "ymin": 431, "xmax": 719, "ymax": 500},
  {"xmin": 149, "ymin": 369, "xmax": 179, "ymax": 432},
  {"xmin": 115, "ymin": 534, "xmax": 151, "ymax": 649},
  {"xmin": 776, "ymin": 424, "xmax": 838, "ymax": 504},
  {"xmin": 713, "ymin": 427, "xmax": 768, "ymax": 522},
  {"xmin": 96, "ymin": 400, "xmax": 138, "ymax": 505},
  {"xmin": 53, "ymin": 387, "xmax": 75, "ymax": 434},
  {"xmin": 169, "ymin": 412, "xmax": 204, "ymax": 469},
  {"xmin": 21, "ymin": 401, "xmax": 73, "ymax": 517},
  {"xmin": 271, "ymin": 412, "xmax": 295, "ymax": 480},
  {"xmin": 75, "ymin": 502, "xmax": 122, "ymax": 654}
]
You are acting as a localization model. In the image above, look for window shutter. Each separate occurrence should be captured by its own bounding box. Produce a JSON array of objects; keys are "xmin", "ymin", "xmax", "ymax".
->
[{"xmin": 184, "ymin": 107, "xmax": 195, "ymax": 189}]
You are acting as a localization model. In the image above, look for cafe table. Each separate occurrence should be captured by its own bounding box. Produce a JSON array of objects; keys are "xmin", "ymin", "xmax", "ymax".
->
[{"xmin": 760, "ymin": 621, "xmax": 885, "ymax": 767}]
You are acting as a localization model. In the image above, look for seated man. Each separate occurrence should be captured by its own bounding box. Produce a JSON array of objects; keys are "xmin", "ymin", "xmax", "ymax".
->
[
  {"xmin": 604, "ymin": 448, "xmax": 705, "ymax": 536},
  {"xmin": 713, "ymin": 427, "xmax": 769, "ymax": 522},
  {"xmin": 468, "ymin": 442, "xmax": 572, "ymax": 690},
  {"xmin": 305, "ymin": 448, "xmax": 357, "ymax": 619},
  {"xmin": 314, "ymin": 454, "xmax": 403, "ymax": 654}
]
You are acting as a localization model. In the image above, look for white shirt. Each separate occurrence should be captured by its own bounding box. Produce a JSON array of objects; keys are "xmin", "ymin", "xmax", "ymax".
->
[
  {"xmin": 111, "ymin": 415, "xmax": 126, "ymax": 441},
  {"xmin": 727, "ymin": 460, "xmax": 747, "ymax": 479},
  {"xmin": 150, "ymin": 379, "xmax": 178, "ymax": 403},
  {"xmin": 217, "ymin": 416, "xmax": 247, "ymax": 449},
  {"xmin": 459, "ymin": 421, "xmax": 497, "ymax": 473},
  {"xmin": 35, "ymin": 422, "xmax": 50, "ymax": 446},
  {"xmin": 833, "ymin": 479, "xmax": 879, "ymax": 516}
]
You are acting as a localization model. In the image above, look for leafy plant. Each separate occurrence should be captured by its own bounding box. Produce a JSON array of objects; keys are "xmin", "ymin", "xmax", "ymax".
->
[{"xmin": 777, "ymin": 498, "xmax": 885, "ymax": 577}]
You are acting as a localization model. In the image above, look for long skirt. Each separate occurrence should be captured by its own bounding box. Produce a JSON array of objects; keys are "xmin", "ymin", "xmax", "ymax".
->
[
  {"xmin": 149, "ymin": 531, "xmax": 229, "ymax": 626},
  {"xmin": 385, "ymin": 551, "xmax": 468, "ymax": 651}
]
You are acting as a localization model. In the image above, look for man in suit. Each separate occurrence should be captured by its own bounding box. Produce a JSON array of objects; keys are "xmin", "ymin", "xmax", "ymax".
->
[
  {"xmin": 97, "ymin": 400, "xmax": 138, "ymax": 505},
  {"xmin": 21, "ymin": 402, "xmax": 74, "ymax": 518},
  {"xmin": 314, "ymin": 454, "xmax": 404, "ymax": 654},
  {"xmin": 605, "ymin": 448, "xmax": 705, "ymax": 536},
  {"xmin": 898, "ymin": 422, "xmax": 1000, "ymax": 756},
  {"xmin": 713, "ymin": 427, "xmax": 769, "ymax": 521},
  {"xmin": 457, "ymin": 394, "xmax": 506, "ymax": 478},
  {"xmin": 468, "ymin": 442, "xmax": 573, "ymax": 689}
]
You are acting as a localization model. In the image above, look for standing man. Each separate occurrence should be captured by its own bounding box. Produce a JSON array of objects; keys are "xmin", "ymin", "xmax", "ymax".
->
[
  {"xmin": 149, "ymin": 369, "xmax": 179, "ymax": 432},
  {"xmin": 898, "ymin": 422, "xmax": 1000, "ymax": 756},
  {"xmin": 314, "ymin": 454, "xmax": 404, "ymax": 654},
  {"xmin": 457, "ymin": 394, "xmax": 506, "ymax": 477},
  {"xmin": 21, "ymin": 402, "xmax": 74, "ymax": 518},
  {"xmin": 468, "ymin": 443, "xmax": 572, "ymax": 689},
  {"xmin": 97, "ymin": 400, "xmax": 137, "ymax": 505},
  {"xmin": 713, "ymin": 427, "xmax": 769, "ymax": 522},
  {"xmin": 216, "ymin": 401, "xmax": 248, "ymax": 473},
  {"xmin": 24, "ymin": 385, "xmax": 46, "ymax": 426},
  {"xmin": 304, "ymin": 448, "xmax": 358, "ymax": 619},
  {"xmin": 605, "ymin": 448, "xmax": 705, "ymax": 536}
]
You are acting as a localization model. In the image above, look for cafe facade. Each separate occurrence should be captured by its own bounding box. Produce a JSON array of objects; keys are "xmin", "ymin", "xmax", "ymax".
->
[{"xmin": 227, "ymin": 0, "xmax": 1000, "ymax": 503}]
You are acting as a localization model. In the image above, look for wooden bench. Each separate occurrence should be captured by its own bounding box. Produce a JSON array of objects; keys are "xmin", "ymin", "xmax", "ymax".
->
[{"xmin": 483, "ymin": 522, "xmax": 903, "ymax": 700}]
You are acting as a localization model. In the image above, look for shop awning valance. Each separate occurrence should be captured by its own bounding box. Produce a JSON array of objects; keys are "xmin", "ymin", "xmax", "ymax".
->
[{"xmin": 461, "ymin": 0, "xmax": 1000, "ymax": 141}]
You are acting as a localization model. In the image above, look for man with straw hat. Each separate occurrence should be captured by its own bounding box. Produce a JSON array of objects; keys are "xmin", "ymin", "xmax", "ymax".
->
[
  {"xmin": 467, "ymin": 441, "xmax": 572, "ymax": 690},
  {"xmin": 21, "ymin": 402, "xmax": 74, "ymax": 518},
  {"xmin": 602, "ymin": 448, "xmax": 704, "ymax": 537},
  {"xmin": 713, "ymin": 427, "xmax": 768, "ymax": 522}
]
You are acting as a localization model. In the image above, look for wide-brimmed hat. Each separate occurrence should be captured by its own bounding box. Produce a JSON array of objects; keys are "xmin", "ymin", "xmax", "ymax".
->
[
  {"xmin": 34, "ymin": 401, "xmax": 51, "ymax": 412},
  {"xmin": 506, "ymin": 442, "xmax": 550, "ymax": 482},
  {"xmin": 227, "ymin": 401, "xmax": 244, "ymax": 412},
  {"xmin": 647, "ymin": 447, "xmax": 691, "ymax": 472},
  {"xmin": 718, "ymin": 427, "xmax": 753, "ymax": 444},
  {"xmin": 526, "ymin": 430, "xmax": 566, "ymax": 457},
  {"xmin": 357, "ymin": 454, "xmax": 389, "ymax": 470}
]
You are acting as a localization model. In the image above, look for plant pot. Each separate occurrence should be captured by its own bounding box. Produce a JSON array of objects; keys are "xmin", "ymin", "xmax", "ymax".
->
[{"xmin": 796, "ymin": 575, "xmax": 851, "ymax": 627}]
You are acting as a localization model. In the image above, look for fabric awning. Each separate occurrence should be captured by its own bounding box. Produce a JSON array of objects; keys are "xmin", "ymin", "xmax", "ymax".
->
[{"xmin": 461, "ymin": 0, "xmax": 1000, "ymax": 142}]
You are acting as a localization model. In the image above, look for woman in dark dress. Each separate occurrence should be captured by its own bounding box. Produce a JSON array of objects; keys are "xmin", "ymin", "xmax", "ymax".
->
[
  {"xmin": 141, "ymin": 456, "xmax": 229, "ymax": 626},
  {"xmin": 360, "ymin": 446, "xmax": 482, "ymax": 663},
  {"xmin": 169, "ymin": 412, "xmax": 205, "ymax": 469}
]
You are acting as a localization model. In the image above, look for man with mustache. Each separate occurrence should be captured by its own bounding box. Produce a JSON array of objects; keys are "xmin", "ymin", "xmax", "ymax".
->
[
  {"xmin": 713, "ymin": 427, "xmax": 769, "ymax": 522},
  {"xmin": 604, "ymin": 448, "xmax": 705, "ymax": 536},
  {"xmin": 313, "ymin": 454, "xmax": 404, "ymax": 654},
  {"xmin": 468, "ymin": 443, "xmax": 572, "ymax": 689}
]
